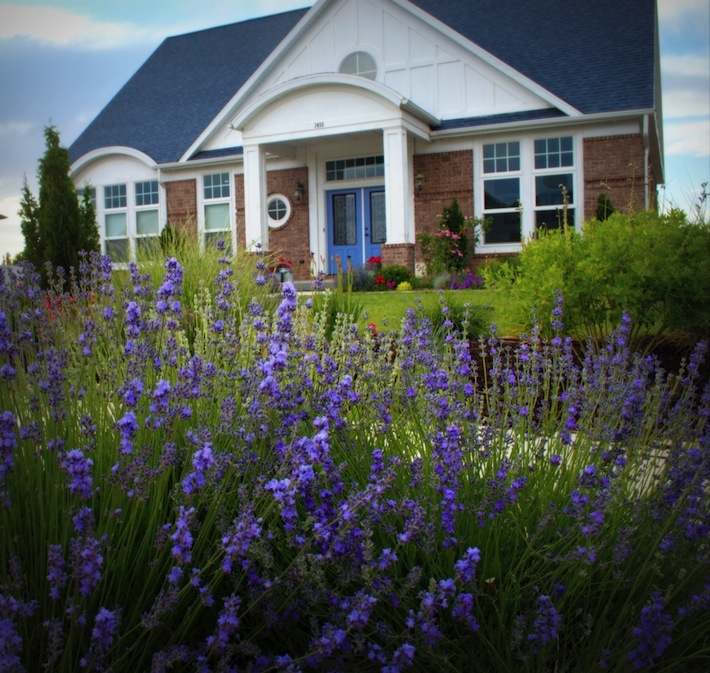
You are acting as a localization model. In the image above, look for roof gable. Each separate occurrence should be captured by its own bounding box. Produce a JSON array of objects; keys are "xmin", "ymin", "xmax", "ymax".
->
[
  {"xmin": 69, "ymin": 9, "xmax": 307, "ymax": 166},
  {"xmin": 407, "ymin": 0, "xmax": 657, "ymax": 115}
]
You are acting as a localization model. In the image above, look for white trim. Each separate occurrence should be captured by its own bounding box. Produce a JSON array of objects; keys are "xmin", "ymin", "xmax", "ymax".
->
[
  {"xmin": 70, "ymin": 146, "xmax": 156, "ymax": 176},
  {"xmin": 232, "ymin": 73, "xmax": 440, "ymax": 131},
  {"xmin": 432, "ymin": 109, "xmax": 654, "ymax": 141},
  {"xmin": 266, "ymin": 193, "xmax": 293, "ymax": 229}
]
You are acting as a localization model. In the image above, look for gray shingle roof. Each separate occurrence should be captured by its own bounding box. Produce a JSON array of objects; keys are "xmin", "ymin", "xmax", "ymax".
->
[
  {"xmin": 70, "ymin": 0, "xmax": 657, "ymax": 166},
  {"xmin": 69, "ymin": 9, "xmax": 308, "ymax": 165}
]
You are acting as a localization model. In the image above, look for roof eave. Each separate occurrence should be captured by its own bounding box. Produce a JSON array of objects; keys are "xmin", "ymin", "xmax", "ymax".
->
[{"xmin": 431, "ymin": 108, "xmax": 657, "ymax": 140}]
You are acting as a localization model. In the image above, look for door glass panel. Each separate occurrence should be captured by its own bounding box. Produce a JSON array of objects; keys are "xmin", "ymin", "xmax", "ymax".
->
[
  {"xmin": 333, "ymin": 193, "xmax": 357, "ymax": 246},
  {"xmin": 369, "ymin": 191, "xmax": 386, "ymax": 244}
]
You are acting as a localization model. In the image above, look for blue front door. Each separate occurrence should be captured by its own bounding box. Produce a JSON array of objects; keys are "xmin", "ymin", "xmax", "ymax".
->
[{"xmin": 327, "ymin": 187, "xmax": 386, "ymax": 274}]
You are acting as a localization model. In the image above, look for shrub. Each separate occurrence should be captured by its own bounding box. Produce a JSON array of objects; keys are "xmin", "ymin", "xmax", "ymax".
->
[
  {"xmin": 375, "ymin": 264, "xmax": 412, "ymax": 289},
  {"xmin": 418, "ymin": 198, "xmax": 488, "ymax": 277},
  {"xmin": 396, "ymin": 281, "xmax": 412, "ymax": 292},
  {"xmin": 509, "ymin": 209, "xmax": 710, "ymax": 348}
]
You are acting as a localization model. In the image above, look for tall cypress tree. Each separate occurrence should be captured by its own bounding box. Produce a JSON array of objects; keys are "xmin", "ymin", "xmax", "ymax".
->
[{"xmin": 19, "ymin": 125, "xmax": 99, "ymax": 282}]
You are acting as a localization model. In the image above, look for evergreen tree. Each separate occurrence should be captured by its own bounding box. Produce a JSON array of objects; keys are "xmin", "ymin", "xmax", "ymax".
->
[
  {"xmin": 19, "ymin": 125, "xmax": 99, "ymax": 281},
  {"xmin": 18, "ymin": 178, "xmax": 42, "ymax": 270}
]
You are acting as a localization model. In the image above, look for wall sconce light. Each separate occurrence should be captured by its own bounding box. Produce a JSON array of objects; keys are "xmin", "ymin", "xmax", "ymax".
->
[
  {"xmin": 415, "ymin": 174, "xmax": 424, "ymax": 192},
  {"xmin": 294, "ymin": 181, "xmax": 304, "ymax": 202}
]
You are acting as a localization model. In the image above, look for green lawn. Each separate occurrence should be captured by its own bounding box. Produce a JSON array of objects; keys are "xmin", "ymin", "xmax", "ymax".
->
[{"xmin": 353, "ymin": 288, "xmax": 523, "ymax": 337}]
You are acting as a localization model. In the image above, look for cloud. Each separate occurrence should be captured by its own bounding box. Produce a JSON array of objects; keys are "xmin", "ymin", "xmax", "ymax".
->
[
  {"xmin": 0, "ymin": 122, "xmax": 33, "ymax": 137},
  {"xmin": 0, "ymin": 193, "xmax": 24, "ymax": 259},
  {"xmin": 658, "ymin": 0, "xmax": 709, "ymax": 26},
  {"xmin": 664, "ymin": 120, "xmax": 710, "ymax": 157},
  {"xmin": 0, "ymin": 3, "xmax": 161, "ymax": 49}
]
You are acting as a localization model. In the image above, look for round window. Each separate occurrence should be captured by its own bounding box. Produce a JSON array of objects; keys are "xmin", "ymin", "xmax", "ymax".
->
[
  {"xmin": 339, "ymin": 51, "xmax": 377, "ymax": 80},
  {"xmin": 266, "ymin": 194, "xmax": 291, "ymax": 229}
]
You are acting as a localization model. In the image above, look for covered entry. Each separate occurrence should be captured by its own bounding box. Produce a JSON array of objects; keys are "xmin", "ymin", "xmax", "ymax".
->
[{"xmin": 327, "ymin": 186, "xmax": 386, "ymax": 273}]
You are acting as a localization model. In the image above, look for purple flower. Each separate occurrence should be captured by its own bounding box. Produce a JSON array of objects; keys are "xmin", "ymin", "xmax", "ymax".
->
[
  {"xmin": 121, "ymin": 378, "xmax": 144, "ymax": 407},
  {"xmin": 182, "ymin": 441, "xmax": 215, "ymax": 495},
  {"xmin": 150, "ymin": 379, "xmax": 171, "ymax": 413},
  {"xmin": 170, "ymin": 506, "xmax": 195, "ymax": 565},
  {"xmin": 455, "ymin": 547, "xmax": 481, "ymax": 585},
  {"xmin": 47, "ymin": 545, "xmax": 67, "ymax": 600},
  {"xmin": 527, "ymin": 594, "xmax": 562, "ymax": 653},
  {"xmin": 628, "ymin": 591, "xmax": 673, "ymax": 669},
  {"xmin": 0, "ymin": 411, "xmax": 17, "ymax": 504},
  {"xmin": 70, "ymin": 509, "xmax": 103, "ymax": 597},
  {"xmin": 80, "ymin": 607, "xmax": 121, "ymax": 668},
  {"xmin": 61, "ymin": 449, "xmax": 94, "ymax": 499},
  {"xmin": 117, "ymin": 412, "xmax": 139, "ymax": 455}
]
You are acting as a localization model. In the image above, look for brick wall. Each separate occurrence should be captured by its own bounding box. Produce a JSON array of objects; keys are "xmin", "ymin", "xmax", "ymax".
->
[
  {"xmin": 583, "ymin": 134, "xmax": 652, "ymax": 217},
  {"xmin": 381, "ymin": 243, "xmax": 415, "ymax": 269},
  {"xmin": 165, "ymin": 179, "xmax": 198, "ymax": 240},
  {"xmin": 413, "ymin": 150, "xmax": 474, "ymax": 272},
  {"xmin": 266, "ymin": 168, "xmax": 311, "ymax": 280}
]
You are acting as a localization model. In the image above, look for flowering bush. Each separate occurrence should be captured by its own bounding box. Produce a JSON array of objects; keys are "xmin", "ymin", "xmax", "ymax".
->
[
  {"xmin": 0, "ymin": 251, "xmax": 708, "ymax": 672},
  {"xmin": 418, "ymin": 198, "xmax": 486, "ymax": 277}
]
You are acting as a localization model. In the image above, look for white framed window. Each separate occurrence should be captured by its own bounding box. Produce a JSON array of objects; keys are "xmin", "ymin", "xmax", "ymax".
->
[
  {"xmin": 267, "ymin": 194, "xmax": 291, "ymax": 229},
  {"xmin": 203, "ymin": 172, "xmax": 232, "ymax": 250},
  {"xmin": 339, "ymin": 51, "xmax": 377, "ymax": 80},
  {"xmin": 104, "ymin": 184, "xmax": 129, "ymax": 263},
  {"xmin": 482, "ymin": 142, "xmax": 522, "ymax": 244},
  {"xmin": 533, "ymin": 136, "xmax": 576, "ymax": 231},
  {"xmin": 326, "ymin": 155, "xmax": 384, "ymax": 182},
  {"xmin": 135, "ymin": 180, "xmax": 160, "ymax": 255},
  {"xmin": 476, "ymin": 135, "xmax": 579, "ymax": 251},
  {"xmin": 101, "ymin": 181, "xmax": 163, "ymax": 263}
]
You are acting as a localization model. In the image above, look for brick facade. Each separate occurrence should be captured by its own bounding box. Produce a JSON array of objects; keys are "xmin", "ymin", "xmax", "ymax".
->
[
  {"xmin": 381, "ymin": 243, "xmax": 415, "ymax": 269},
  {"xmin": 265, "ymin": 168, "xmax": 311, "ymax": 280},
  {"xmin": 164, "ymin": 136, "xmax": 658, "ymax": 278},
  {"xmin": 583, "ymin": 134, "xmax": 655, "ymax": 217},
  {"xmin": 412, "ymin": 150, "xmax": 474, "ymax": 273},
  {"xmin": 165, "ymin": 180, "xmax": 198, "ymax": 239}
]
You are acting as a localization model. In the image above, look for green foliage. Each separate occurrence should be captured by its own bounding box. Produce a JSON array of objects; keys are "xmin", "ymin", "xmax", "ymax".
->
[
  {"xmin": 19, "ymin": 126, "xmax": 100, "ymax": 283},
  {"xmin": 381, "ymin": 264, "xmax": 412, "ymax": 286},
  {"xmin": 510, "ymin": 209, "xmax": 710, "ymax": 347},
  {"xmin": 396, "ymin": 281, "xmax": 412, "ymax": 292},
  {"xmin": 422, "ymin": 296, "xmax": 493, "ymax": 340},
  {"xmin": 595, "ymin": 191, "xmax": 616, "ymax": 221},
  {"xmin": 311, "ymin": 265, "xmax": 365, "ymax": 339}
]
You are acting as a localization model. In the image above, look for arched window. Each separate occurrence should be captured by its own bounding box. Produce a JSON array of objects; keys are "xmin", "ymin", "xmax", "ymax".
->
[{"xmin": 339, "ymin": 51, "xmax": 377, "ymax": 80}]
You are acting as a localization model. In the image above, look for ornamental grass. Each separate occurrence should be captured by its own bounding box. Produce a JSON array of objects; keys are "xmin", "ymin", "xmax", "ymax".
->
[{"xmin": 0, "ymin": 248, "xmax": 708, "ymax": 672}]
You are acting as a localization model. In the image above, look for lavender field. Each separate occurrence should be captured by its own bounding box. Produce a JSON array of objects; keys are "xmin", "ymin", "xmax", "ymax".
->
[{"xmin": 0, "ymin": 249, "xmax": 708, "ymax": 672}]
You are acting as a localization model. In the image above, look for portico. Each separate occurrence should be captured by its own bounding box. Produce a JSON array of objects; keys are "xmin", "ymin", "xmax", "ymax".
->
[{"xmin": 232, "ymin": 74, "xmax": 437, "ymax": 272}]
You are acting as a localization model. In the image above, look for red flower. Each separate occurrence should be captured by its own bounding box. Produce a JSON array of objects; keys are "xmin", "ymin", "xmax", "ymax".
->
[{"xmin": 375, "ymin": 274, "xmax": 386, "ymax": 285}]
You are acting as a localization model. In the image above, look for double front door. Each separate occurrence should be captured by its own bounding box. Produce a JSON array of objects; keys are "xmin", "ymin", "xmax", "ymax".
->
[{"xmin": 327, "ymin": 187, "xmax": 386, "ymax": 274}]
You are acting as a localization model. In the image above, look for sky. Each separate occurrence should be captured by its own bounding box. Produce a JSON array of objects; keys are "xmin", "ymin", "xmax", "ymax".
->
[{"xmin": 0, "ymin": 0, "xmax": 708, "ymax": 260}]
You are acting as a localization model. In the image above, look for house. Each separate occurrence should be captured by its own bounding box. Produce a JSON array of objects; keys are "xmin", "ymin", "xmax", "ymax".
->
[{"xmin": 69, "ymin": 0, "xmax": 663, "ymax": 278}]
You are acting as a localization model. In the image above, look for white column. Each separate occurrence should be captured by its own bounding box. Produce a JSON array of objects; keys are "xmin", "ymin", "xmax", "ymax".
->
[
  {"xmin": 383, "ymin": 126, "xmax": 414, "ymax": 245},
  {"xmin": 243, "ymin": 143, "xmax": 268, "ymax": 251}
]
